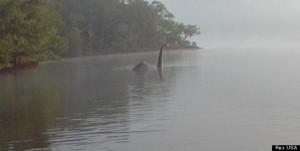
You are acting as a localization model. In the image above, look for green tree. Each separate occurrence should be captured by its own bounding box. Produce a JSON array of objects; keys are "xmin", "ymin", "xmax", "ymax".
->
[
  {"xmin": 0, "ymin": 0, "xmax": 68, "ymax": 70},
  {"xmin": 62, "ymin": 27, "xmax": 84, "ymax": 56},
  {"xmin": 182, "ymin": 24, "xmax": 201, "ymax": 40},
  {"xmin": 59, "ymin": 0, "xmax": 200, "ymax": 56}
]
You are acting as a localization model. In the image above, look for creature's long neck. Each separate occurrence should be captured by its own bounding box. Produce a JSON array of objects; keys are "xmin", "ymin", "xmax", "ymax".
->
[{"xmin": 157, "ymin": 43, "xmax": 167, "ymax": 68}]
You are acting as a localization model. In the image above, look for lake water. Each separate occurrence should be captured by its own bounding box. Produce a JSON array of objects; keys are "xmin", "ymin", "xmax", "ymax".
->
[{"xmin": 1, "ymin": 48, "xmax": 300, "ymax": 151}]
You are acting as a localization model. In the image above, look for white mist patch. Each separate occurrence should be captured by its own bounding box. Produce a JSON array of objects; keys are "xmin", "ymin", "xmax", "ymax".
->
[{"xmin": 152, "ymin": 0, "xmax": 300, "ymax": 49}]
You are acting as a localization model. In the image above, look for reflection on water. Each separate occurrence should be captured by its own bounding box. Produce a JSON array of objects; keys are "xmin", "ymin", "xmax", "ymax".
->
[
  {"xmin": 1, "ymin": 48, "xmax": 300, "ymax": 151},
  {"xmin": 0, "ymin": 70, "xmax": 66, "ymax": 150}
]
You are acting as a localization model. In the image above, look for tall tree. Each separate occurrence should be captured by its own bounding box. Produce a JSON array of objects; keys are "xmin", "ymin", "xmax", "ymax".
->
[
  {"xmin": 0, "ymin": 0, "xmax": 68, "ymax": 70},
  {"xmin": 59, "ymin": 0, "xmax": 200, "ymax": 56}
]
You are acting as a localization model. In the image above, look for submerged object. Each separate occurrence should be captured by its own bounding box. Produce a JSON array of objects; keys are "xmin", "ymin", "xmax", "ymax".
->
[
  {"xmin": 133, "ymin": 43, "xmax": 167, "ymax": 73},
  {"xmin": 132, "ymin": 61, "xmax": 153, "ymax": 72}
]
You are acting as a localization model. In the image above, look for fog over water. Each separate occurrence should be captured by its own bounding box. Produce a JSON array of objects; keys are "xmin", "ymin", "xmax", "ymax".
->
[
  {"xmin": 152, "ymin": 0, "xmax": 300, "ymax": 48},
  {"xmin": 2, "ymin": 1, "xmax": 300, "ymax": 151}
]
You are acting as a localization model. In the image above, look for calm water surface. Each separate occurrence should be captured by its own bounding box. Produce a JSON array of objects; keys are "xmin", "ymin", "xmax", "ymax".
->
[{"xmin": 1, "ymin": 48, "xmax": 300, "ymax": 151}]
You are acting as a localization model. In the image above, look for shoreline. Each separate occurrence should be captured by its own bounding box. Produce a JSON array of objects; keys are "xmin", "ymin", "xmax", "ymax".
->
[
  {"xmin": 0, "ymin": 47, "xmax": 202, "ymax": 73},
  {"xmin": 0, "ymin": 62, "xmax": 39, "ymax": 73},
  {"xmin": 63, "ymin": 46, "xmax": 201, "ymax": 58}
]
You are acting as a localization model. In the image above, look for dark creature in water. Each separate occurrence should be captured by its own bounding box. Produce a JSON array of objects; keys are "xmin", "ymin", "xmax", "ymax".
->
[{"xmin": 132, "ymin": 43, "xmax": 168, "ymax": 73}]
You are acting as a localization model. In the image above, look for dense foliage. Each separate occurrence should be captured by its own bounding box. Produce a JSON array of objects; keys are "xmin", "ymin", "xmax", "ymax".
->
[
  {"xmin": 58, "ymin": 0, "xmax": 200, "ymax": 56},
  {"xmin": 0, "ymin": 0, "xmax": 68, "ymax": 70},
  {"xmin": 0, "ymin": 0, "xmax": 200, "ymax": 70}
]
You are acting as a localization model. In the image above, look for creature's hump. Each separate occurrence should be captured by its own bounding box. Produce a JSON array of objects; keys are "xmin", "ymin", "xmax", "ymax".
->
[{"xmin": 133, "ymin": 61, "xmax": 152, "ymax": 72}]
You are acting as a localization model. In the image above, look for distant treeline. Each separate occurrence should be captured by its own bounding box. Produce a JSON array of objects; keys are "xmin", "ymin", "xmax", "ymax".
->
[{"xmin": 0, "ymin": 0, "xmax": 200, "ymax": 70}]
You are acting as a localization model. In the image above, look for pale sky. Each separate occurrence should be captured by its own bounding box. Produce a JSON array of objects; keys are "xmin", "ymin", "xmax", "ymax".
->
[{"xmin": 151, "ymin": 0, "xmax": 300, "ymax": 48}]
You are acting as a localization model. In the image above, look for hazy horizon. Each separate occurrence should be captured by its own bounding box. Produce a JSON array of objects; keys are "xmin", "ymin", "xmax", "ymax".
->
[{"xmin": 150, "ymin": 0, "xmax": 300, "ymax": 48}]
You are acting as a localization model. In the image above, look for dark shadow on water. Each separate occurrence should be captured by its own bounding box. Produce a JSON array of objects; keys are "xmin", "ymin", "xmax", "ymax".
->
[
  {"xmin": 0, "ymin": 62, "xmax": 38, "ymax": 74},
  {"xmin": 0, "ymin": 52, "xmax": 180, "ymax": 150},
  {"xmin": 0, "ymin": 70, "xmax": 66, "ymax": 151},
  {"xmin": 133, "ymin": 67, "xmax": 164, "ymax": 81}
]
